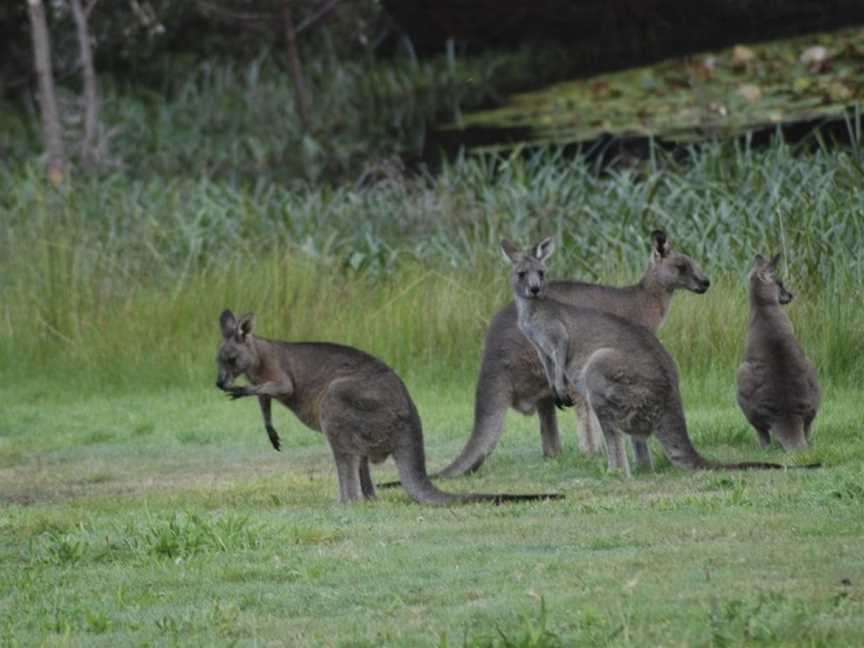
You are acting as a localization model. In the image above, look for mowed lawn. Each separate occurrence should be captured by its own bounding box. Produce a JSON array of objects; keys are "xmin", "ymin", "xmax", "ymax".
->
[{"xmin": 1, "ymin": 374, "xmax": 862, "ymax": 647}]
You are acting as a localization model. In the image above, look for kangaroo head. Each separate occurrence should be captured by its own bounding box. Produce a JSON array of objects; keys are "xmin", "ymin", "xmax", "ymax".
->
[
  {"xmin": 216, "ymin": 309, "xmax": 259, "ymax": 389},
  {"xmin": 749, "ymin": 254, "xmax": 793, "ymax": 305},
  {"xmin": 501, "ymin": 237, "xmax": 555, "ymax": 299},
  {"xmin": 648, "ymin": 230, "xmax": 711, "ymax": 294}
]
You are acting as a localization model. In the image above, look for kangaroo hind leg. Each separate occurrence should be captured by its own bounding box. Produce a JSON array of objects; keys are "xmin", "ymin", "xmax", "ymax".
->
[
  {"xmin": 631, "ymin": 438, "xmax": 653, "ymax": 472},
  {"xmin": 600, "ymin": 421, "xmax": 631, "ymax": 478},
  {"xmin": 332, "ymin": 451, "xmax": 363, "ymax": 503},
  {"xmin": 359, "ymin": 457, "xmax": 376, "ymax": 500},
  {"xmin": 576, "ymin": 397, "xmax": 604, "ymax": 456},
  {"xmin": 537, "ymin": 397, "xmax": 563, "ymax": 457}
]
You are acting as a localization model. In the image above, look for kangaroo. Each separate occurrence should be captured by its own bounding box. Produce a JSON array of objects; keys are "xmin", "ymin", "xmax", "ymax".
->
[
  {"xmin": 736, "ymin": 254, "xmax": 820, "ymax": 451},
  {"xmin": 502, "ymin": 238, "xmax": 802, "ymax": 477},
  {"xmin": 436, "ymin": 230, "xmax": 710, "ymax": 479},
  {"xmin": 215, "ymin": 309, "xmax": 563, "ymax": 505}
]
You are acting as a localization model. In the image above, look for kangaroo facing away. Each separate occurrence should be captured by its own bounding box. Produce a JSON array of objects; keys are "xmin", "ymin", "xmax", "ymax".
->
[
  {"xmin": 736, "ymin": 254, "xmax": 821, "ymax": 451},
  {"xmin": 435, "ymin": 230, "xmax": 710, "ymax": 479},
  {"xmin": 503, "ymin": 238, "xmax": 806, "ymax": 477},
  {"xmin": 215, "ymin": 310, "xmax": 563, "ymax": 505}
]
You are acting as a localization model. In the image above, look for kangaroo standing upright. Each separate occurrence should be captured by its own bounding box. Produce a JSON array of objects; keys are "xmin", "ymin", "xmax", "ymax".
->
[
  {"xmin": 437, "ymin": 230, "xmax": 710, "ymax": 479},
  {"xmin": 502, "ymin": 238, "xmax": 794, "ymax": 477},
  {"xmin": 215, "ymin": 310, "xmax": 562, "ymax": 505},
  {"xmin": 736, "ymin": 254, "xmax": 820, "ymax": 450}
]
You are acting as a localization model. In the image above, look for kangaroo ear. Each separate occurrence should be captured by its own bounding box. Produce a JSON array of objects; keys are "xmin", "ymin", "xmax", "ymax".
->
[
  {"xmin": 237, "ymin": 313, "xmax": 256, "ymax": 340},
  {"xmin": 501, "ymin": 239, "xmax": 522, "ymax": 264},
  {"xmin": 651, "ymin": 230, "xmax": 670, "ymax": 260},
  {"xmin": 752, "ymin": 254, "xmax": 775, "ymax": 282},
  {"xmin": 219, "ymin": 309, "xmax": 237, "ymax": 339},
  {"xmin": 768, "ymin": 253, "xmax": 782, "ymax": 269},
  {"xmin": 534, "ymin": 237, "xmax": 555, "ymax": 262}
]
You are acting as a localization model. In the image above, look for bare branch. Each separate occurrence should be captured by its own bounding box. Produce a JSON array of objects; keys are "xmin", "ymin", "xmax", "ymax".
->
[
  {"xmin": 84, "ymin": 0, "xmax": 101, "ymax": 18},
  {"xmin": 296, "ymin": 0, "xmax": 341, "ymax": 34},
  {"xmin": 71, "ymin": 0, "xmax": 101, "ymax": 168},
  {"xmin": 195, "ymin": 0, "xmax": 275, "ymax": 24},
  {"xmin": 27, "ymin": 0, "xmax": 66, "ymax": 185},
  {"xmin": 282, "ymin": 1, "xmax": 311, "ymax": 130}
]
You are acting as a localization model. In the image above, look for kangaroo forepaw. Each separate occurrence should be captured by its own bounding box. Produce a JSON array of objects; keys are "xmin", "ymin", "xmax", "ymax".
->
[
  {"xmin": 266, "ymin": 425, "xmax": 281, "ymax": 451},
  {"xmin": 553, "ymin": 392, "xmax": 574, "ymax": 410},
  {"xmin": 224, "ymin": 386, "xmax": 251, "ymax": 400}
]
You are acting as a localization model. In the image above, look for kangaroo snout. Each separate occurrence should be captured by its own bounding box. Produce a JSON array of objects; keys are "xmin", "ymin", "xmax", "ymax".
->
[{"xmin": 695, "ymin": 277, "xmax": 711, "ymax": 293}]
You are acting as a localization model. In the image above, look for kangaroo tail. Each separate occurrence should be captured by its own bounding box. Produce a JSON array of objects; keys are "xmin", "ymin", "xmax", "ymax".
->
[
  {"xmin": 461, "ymin": 493, "xmax": 565, "ymax": 504},
  {"xmin": 650, "ymin": 408, "xmax": 815, "ymax": 472},
  {"xmin": 393, "ymin": 443, "xmax": 460, "ymax": 505},
  {"xmin": 393, "ymin": 436, "xmax": 564, "ymax": 506},
  {"xmin": 654, "ymin": 409, "xmax": 715, "ymax": 471},
  {"xmin": 704, "ymin": 461, "xmax": 822, "ymax": 471},
  {"xmin": 375, "ymin": 479, "xmax": 402, "ymax": 489},
  {"xmin": 773, "ymin": 417, "xmax": 809, "ymax": 452},
  {"xmin": 379, "ymin": 378, "xmax": 512, "ymax": 490},
  {"xmin": 434, "ymin": 384, "xmax": 511, "ymax": 479}
]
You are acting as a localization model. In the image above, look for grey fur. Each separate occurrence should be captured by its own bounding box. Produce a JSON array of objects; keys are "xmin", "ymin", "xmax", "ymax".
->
[
  {"xmin": 503, "ymin": 239, "xmax": 790, "ymax": 476},
  {"xmin": 437, "ymin": 229, "xmax": 710, "ymax": 478},
  {"xmin": 215, "ymin": 310, "xmax": 563, "ymax": 505},
  {"xmin": 736, "ymin": 254, "xmax": 821, "ymax": 451}
]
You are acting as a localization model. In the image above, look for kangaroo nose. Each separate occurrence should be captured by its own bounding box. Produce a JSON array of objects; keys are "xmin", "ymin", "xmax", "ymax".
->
[
  {"xmin": 702, "ymin": 278, "xmax": 711, "ymax": 288},
  {"xmin": 530, "ymin": 286, "xmax": 540, "ymax": 296}
]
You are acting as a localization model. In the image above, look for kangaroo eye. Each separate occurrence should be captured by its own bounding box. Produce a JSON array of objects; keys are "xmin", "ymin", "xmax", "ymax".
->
[
  {"xmin": 677, "ymin": 264, "xmax": 687, "ymax": 274},
  {"xmin": 538, "ymin": 270, "xmax": 545, "ymax": 279},
  {"xmin": 517, "ymin": 271, "xmax": 526, "ymax": 280}
]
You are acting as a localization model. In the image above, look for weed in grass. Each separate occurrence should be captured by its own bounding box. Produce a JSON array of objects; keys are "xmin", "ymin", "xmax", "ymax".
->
[
  {"xmin": 133, "ymin": 421, "xmax": 156, "ymax": 437},
  {"xmin": 821, "ymin": 475, "xmax": 864, "ymax": 503},
  {"xmin": 450, "ymin": 599, "xmax": 564, "ymax": 648},
  {"xmin": 34, "ymin": 529, "xmax": 88, "ymax": 566},
  {"xmin": 85, "ymin": 429, "xmax": 115, "ymax": 445},
  {"xmin": 133, "ymin": 512, "xmax": 263, "ymax": 559}
]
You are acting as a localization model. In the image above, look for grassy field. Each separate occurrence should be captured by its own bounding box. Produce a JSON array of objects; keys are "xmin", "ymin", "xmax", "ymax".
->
[
  {"xmin": 1, "ymin": 371, "xmax": 862, "ymax": 646},
  {"xmin": 2, "ymin": 122, "xmax": 864, "ymax": 644}
]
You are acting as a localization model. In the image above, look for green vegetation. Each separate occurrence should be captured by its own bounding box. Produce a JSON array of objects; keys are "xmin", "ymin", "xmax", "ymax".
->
[
  {"xmin": 455, "ymin": 26, "xmax": 864, "ymax": 146},
  {"xmin": 0, "ymin": 43, "xmax": 559, "ymax": 186},
  {"xmin": 1, "ymin": 379, "xmax": 862, "ymax": 646},
  {"xmin": 2, "ymin": 29, "xmax": 864, "ymax": 646},
  {"xmin": 3, "ymin": 136, "xmax": 862, "ymax": 390},
  {"xmin": 3, "ymin": 134, "xmax": 864, "ymax": 644}
]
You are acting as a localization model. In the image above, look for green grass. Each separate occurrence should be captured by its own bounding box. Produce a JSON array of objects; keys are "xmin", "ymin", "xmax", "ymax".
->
[
  {"xmin": 3, "ymin": 74, "xmax": 864, "ymax": 645},
  {"xmin": 3, "ymin": 137, "xmax": 864, "ymax": 390},
  {"xmin": 1, "ymin": 375, "xmax": 862, "ymax": 646}
]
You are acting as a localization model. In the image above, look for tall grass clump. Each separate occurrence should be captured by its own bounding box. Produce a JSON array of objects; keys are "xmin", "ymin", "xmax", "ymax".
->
[{"xmin": 2, "ymin": 135, "xmax": 863, "ymax": 393}]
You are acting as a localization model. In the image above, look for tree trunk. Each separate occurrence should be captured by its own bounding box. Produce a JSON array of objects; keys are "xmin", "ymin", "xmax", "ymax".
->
[
  {"xmin": 27, "ymin": 0, "xmax": 66, "ymax": 186},
  {"xmin": 281, "ymin": 0, "xmax": 311, "ymax": 131},
  {"xmin": 70, "ymin": 0, "xmax": 100, "ymax": 169}
]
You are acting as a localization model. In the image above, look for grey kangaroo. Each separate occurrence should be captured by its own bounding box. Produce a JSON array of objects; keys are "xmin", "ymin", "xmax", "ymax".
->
[
  {"xmin": 503, "ymin": 238, "xmax": 801, "ymax": 477},
  {"xmin": 215, "ymin": 310, "xmax": 563, "ymax": 505},
  {"xmin": 736, "ymin": 254, "xmax": 820, "ymax": 451},
  {"xmin": 437, "ymin": 230, "xmax": 710, "ymax": 479}
]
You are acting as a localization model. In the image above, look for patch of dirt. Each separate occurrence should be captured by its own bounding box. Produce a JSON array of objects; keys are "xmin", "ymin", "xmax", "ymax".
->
[{"xmin": 0, "ymin": 452, "xmax": 321, "ymax": 505}]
